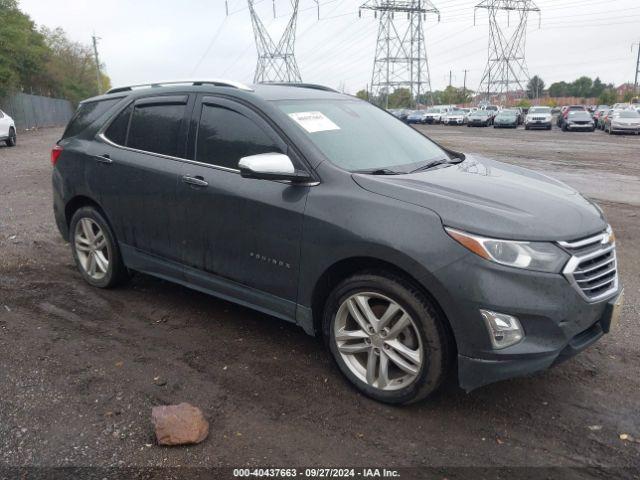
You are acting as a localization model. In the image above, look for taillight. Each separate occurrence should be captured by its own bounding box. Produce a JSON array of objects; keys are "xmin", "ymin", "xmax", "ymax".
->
[{"xmin": 51, "ymin": 145, "xmax": 63, "ymax": 166}]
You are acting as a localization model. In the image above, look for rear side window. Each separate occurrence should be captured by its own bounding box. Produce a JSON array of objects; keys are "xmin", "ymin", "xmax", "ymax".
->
[
  {"xmin": 196, "ymin": 105, "xmax": 281, "ymax": 169},
  {"xmin": 62, "ymin": 99, "xmax": 120, "ymax": 139},
  {"xmin": 127, "ymin": 102, "xmax": 186, "ymax": 157}
]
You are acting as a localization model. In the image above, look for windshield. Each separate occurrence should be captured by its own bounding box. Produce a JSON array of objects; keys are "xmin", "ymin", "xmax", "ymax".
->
[
  {"xmin": 529, "ymin": 107, "xmax": 551, "ymax": 114},
  {"xmin": 471, "ymin": 111, "xmax": 489, "ymax": 117},
  {"xmin": 569, "ymin": 111, "xmax": 590, "ymax": 118},
  {"xmin": 616, "ymin": 111, "xmax": 640, "ymax": 118},
  {"xmin": 276, "ymin": 99, "xmax": 449, "ymax": 173},
  {"xmin": 426, "ymin": 108, "xmax": 438, "ymax": 113},
  {"xmin": 498, "ymin": 111, "xmax": 517, "ymax": 117},
  {"xmin": 450, "ymin": 110, "xmax": 465, "ymax": 115}
]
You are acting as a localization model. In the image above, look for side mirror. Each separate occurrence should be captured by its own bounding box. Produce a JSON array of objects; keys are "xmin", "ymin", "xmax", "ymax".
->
[{"xmin": 238, "ymin": 153, "xmax": 312, "ymax": 183}]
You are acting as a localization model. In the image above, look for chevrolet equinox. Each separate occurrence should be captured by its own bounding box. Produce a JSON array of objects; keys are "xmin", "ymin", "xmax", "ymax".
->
[{"xmin": 52, "ymin": 80, "xmax": 623, "ymax": 404}]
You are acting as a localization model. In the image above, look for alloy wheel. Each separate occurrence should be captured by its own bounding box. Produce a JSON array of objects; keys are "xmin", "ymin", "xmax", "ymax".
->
[
  {"xmin": 334, "ymin": 292, "xmax": 423, "ymax": 391},
  {"xmin": 74, "ymin": 218, "xmax": 110, "ymax": 280}
]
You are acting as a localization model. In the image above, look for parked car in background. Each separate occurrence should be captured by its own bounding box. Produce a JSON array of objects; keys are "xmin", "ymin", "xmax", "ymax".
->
[
  {"xmin": 493, "ymin": 109, "xmax": 519, "ymax": 128},
  {"xmin": 593, "ymin": 106, "xmax": 610, "ymax": 127},
  {"xmin": 562, "ymin": 110, "xmax": 595, "ymax": 132},
  {"xmin": 612, "ymin": 103, "xmax": 631, "ymax": 110},
  {"xmin": 512, "ymin": 107, "xmax": 524, "ymax": 124},
  {"xmin": 483, "ymin": 105, "xmax": 499, "ymax": 121},
  {"xmin": 558, "ymin": 105, "xmax": 587, "ymax": 128},
  {"xmin": 442, "ymin": 109, "xmax": 468, "ymax": 126},
  {"xmin": 423, "ymin": 107, "xmax": 450, "ymax": 124},
  {"xmin": 51, "ymin": 79, "xmax": 622, "ymax": 404},
  {"xmin": 598, "ymin": 109, "xmax": 613, "ymax": 130},
  {"xmin": 406, "ymin": 110, "xmax": 425, "ymax": 124},
  {"xmin": 467, "ymin": 110, "xmax": 493, "ymax": 127},
  {"xmin": 604, "ymin": 109, "xmax": 640, "ymax": 135},
  {"xmin": 0, "ymin": 109, "xmax": 17, "ymax": 147},
  {"xmin": 524, "ymin": 106, "xmax": 553, "ymax": 130}
]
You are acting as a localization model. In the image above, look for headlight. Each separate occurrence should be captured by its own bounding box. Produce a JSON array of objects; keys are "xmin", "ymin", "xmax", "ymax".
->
[{"xmin": 445, "ymin": 227, "xmax": 570, "ymax": 273}]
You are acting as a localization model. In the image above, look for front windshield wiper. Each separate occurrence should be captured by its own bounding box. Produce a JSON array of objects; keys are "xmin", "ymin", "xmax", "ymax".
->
[
  {"xmin": 356, "ymin": 168, "xmax": 403, "ymax": 175},
  {"xmin": 408, "ymin": 158, "xmax": 460, "ymax": 174}
]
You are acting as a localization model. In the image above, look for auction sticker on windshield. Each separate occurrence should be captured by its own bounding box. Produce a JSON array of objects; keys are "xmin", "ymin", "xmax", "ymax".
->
[{"xmin": 288, "ymin": 111, "xmax": 340, "ymax": 133}]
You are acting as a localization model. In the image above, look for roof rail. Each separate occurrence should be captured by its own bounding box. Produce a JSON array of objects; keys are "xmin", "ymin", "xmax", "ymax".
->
[
  {"xmin": 264, "ymin": 82, "xmax": 339, "ymax": 93},
  {"xmin": 105, "ymin": 79, "xmax": 253, "ymax": 94}
]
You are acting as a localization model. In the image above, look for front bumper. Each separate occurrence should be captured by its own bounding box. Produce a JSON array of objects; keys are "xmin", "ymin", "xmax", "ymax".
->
[
  {"xmin": 610, "ymin": 124, "xmax": 640, "ymax": 133},
  {"xmin": 458, "ymin": 291, "xmax": 622, "ymax": 391},
  {"xmin": 567, "ymin": 123, "xmax": 594, "ymax": 130},
  {"xmin": 525, "ymin": 121, "xmax": 551, "ymax": 129},
  {"xmin": 427, "ymin": 247, "xmax": 621, "ymax": 392}
]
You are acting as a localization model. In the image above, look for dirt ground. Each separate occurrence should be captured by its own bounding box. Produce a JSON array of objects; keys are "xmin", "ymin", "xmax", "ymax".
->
[{"xmin": 0, "ymin": 127, "xmax": 638, "ymax": 476}]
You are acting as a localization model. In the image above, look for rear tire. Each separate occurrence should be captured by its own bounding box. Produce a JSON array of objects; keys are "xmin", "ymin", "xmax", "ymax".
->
[
  {"xmin": 5, "ymin": 128, "xmax": 16, "ymax": 147},
  {"xmin": 323, "ymin": 272, "xmax": 452, "ymax": 404},
  {"xmin": 69, "ymin": 206, "xmax": 128, "ymax": 288}
]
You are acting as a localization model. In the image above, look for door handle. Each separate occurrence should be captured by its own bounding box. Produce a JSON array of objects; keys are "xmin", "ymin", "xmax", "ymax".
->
[
  {"xmin": 182, "ymin": 175, "xmax": 208, "ymax": 187},
  {"xmin": 94, "ymin": 154, "xmax": 112, "ymax": 164}
]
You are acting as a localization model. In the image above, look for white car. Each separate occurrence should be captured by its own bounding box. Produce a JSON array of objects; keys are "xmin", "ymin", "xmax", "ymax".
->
[
  {"xmin": 524, "ymin": 106, "xmax": 553, "ymax": 130},
  {"xmin": 442, "ymin": 109, "xmax": 468, "ymax": 125},
  {"xmin": 0, "ymin": 109, "xmax": 17, "ymax": 147}
]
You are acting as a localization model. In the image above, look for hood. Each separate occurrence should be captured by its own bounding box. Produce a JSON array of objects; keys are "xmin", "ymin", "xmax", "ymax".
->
[{"xmin": 352, "ymin": 155, "xmax": 606, "ymax": 241}]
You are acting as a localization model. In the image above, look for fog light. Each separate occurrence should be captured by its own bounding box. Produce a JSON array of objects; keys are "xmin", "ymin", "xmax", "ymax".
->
[{"xmin": 480, "ymin": 310, "xmax": 524, "ymax": 349}]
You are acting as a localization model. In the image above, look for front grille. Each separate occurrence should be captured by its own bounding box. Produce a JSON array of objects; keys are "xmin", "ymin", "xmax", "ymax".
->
[
  {"xmin": 559, "ymin": 230, "xmax": 618, "ymax": 302},
  {"xmin": 531, "ymin": 116, "xmax": 547, "ymax": 121}
]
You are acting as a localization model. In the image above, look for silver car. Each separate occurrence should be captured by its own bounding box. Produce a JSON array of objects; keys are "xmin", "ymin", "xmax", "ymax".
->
[{"xmin": 605, "ymin": 110, "xmax": 640, "ymax": 135}]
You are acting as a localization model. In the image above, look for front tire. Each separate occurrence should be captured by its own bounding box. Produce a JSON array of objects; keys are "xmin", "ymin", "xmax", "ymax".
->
[
  {"xmin": 70, "ymin": 206, "xmax": 128, "ymax": 288},
  {"xmin": 5, "ymin": 128, "xmax": 16, "ymax": 147},
  {"xmin": 323, "ymin": 273, "xmax": 451, "ymax": 404}
]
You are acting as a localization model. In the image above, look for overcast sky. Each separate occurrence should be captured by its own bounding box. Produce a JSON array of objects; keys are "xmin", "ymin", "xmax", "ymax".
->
[{"xmin": 18, "ymin": 0, "xmax": 640, "ymax": 94}]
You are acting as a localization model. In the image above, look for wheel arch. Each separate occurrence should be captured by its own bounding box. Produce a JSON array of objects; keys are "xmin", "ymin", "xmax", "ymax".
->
[
  {"xmin": 64, "ymin": 195, "xmax": 111, "ymax": 235},
  {"xmin": 309, "ymin": 256, "xmax": 457, "ymax": 356}
]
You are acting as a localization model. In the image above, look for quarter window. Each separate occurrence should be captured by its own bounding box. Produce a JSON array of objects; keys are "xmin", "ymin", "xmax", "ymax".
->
[
  {"xmin": 104, "ymin": 103, "xmax": 133, "ymax": 145},
  {"xmin": 62, "ymin": 98, "xmax": 121, "ymax": 139},
  {"xmin": 196, "ymin": 104, "xmax": 281, "ymax": 169},
  {"xmin": 128, "ymin": 103, "xmax": 186, "ymax": 157}
]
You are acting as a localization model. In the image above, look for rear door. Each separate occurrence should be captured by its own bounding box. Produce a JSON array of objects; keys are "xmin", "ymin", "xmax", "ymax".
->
[
  {"xmin": 92, "ymin": 94, "xmax": 192, "ymax": 266},
  {"xmin": 176, "ymin": 95, "xmax": 311, "ymax": 307}
]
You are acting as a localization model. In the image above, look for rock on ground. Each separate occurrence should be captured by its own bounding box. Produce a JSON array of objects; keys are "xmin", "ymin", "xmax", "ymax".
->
[{"xmin": 151, "ymin": 403, "xmax": 209, "ymax": 446}]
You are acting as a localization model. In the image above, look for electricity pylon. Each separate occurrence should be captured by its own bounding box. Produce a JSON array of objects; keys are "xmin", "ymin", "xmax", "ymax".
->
[
  {"xmin": 475, "ymin": 0, "xmax": 540, "ymax": 103},
  {"xmin": 360, "ymin": 0, "xmax": 440, "ymax": 109},
  {"xmin": 248, "ymin": 0, "xmax": 302, "ymax": 83}
]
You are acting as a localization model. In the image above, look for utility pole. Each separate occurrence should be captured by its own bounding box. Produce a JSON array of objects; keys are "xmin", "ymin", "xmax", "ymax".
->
[
  {"xmin": 463, "ymin": 69, "xmax": 468, "ymax": 102},
  {"xmin": 449, "ymin": 70, "xmax": 452, "ymax": 87},
  {"xmin": 633, "ymin": 41, "xmax": 640, "ymax": 95},
  {"xmin": 92, "ymin": 34, "xmax": 102, "ymax": 95},
  {"xmin": 361, "ymin": 0, "xmax": 440, "ymax": 109}
]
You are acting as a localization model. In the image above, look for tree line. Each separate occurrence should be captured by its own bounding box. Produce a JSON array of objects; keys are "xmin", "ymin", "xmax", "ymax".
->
[{"xmin": 0, "ymin": 0, "xmax": 110, "ymax": 105}]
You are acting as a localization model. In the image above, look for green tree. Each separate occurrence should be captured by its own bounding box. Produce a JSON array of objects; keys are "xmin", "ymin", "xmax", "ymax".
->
[
  {"xmin": 548, "ymin": 81, "xmax": 569, "ymax": 97},
  {"xmin": 598, "ymin": 89, "xmax": 618, "ymax": 105},
  {"xmin": 387, "ymin": 88, "xmax": 411, "ymax": 108},
  {"xmin": 40, "ymin": 27, "xmax": 111, "ymax": 104},
  {"xmin": 0, "ymin": 0, "xmax": 49, "ymax": 97},
  {"xmin": 590, "ymin": 77, "xmax": 605, "ymax": 98},
  {"xmin": 526, "ymin": 75, "xmax": 545, "ymax": 99},
  {"xmin": 355, "ymin": 89, "xmax": 368, "ymax": 101},
  {"xmin": 569, "ymin": 76, "xmax": 593, "ymax": 98}
]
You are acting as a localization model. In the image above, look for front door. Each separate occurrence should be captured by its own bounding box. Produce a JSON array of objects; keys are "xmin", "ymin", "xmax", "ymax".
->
[{"xmin": 176, "ymin": 95, "xmax": 311, "ymax": 311}]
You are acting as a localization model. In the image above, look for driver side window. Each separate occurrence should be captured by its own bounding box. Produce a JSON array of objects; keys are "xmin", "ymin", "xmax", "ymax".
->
[{"xmin": 195, "ymin": 104, "xmax": 283, "ymax": 170}]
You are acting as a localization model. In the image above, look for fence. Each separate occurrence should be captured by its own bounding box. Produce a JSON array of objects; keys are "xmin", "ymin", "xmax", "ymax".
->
[{"xmin": 0, "ymin": 92, "xmax": 74, "ymax": 131}]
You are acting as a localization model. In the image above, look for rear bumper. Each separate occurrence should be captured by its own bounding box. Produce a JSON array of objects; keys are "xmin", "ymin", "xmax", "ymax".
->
[{"xmin": 458, "ymin": 292, "xmax": 621, "ymax": 391}]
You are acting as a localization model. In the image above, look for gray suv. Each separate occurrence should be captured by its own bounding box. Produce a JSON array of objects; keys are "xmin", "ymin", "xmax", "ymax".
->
[{"xmin": 52, "ymin": 80, "xmax": 623, "ymax": 404}]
